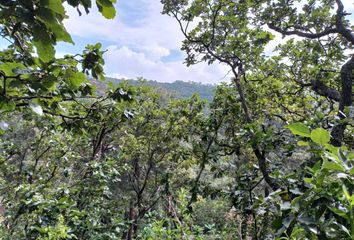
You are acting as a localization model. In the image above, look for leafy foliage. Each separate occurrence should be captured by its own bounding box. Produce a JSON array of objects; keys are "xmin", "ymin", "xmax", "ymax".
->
[{"xmin": 0, "ymin": 0, "xmax": 354, "ymax": 239}]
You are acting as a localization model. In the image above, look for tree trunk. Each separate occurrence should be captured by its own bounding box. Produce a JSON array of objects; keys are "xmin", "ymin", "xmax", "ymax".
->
[
  {"xmin": 125, "ymin": 202, "xmax": 138, "ymax": 240},
  {"xmin": 331, "ymin": 55, "xmax": 354, "ymax": 146},
  {"xmin": 232, "ymin": 76, "xmax": 280, "ymax": 191}
]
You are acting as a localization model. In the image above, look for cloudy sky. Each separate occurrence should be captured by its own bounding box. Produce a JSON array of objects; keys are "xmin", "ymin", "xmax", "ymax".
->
[
  {"xmin": 58, "ymin": 0, "xmax": 230, "ymax": 84},
  {"xmin": 4, "ymin": 1, "xmax": 351, "ymax": 84},
  {"xmin": 59, "ymin": 1, "xmax": 354, "ymax": 84}
]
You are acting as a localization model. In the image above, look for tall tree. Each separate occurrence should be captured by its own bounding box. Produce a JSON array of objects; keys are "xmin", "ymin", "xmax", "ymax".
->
[{"xmin": 161, "ymin": 0, "xmax": 354, "ymax": 190}]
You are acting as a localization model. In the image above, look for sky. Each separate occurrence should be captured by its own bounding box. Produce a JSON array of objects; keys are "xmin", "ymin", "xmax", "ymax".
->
[
  {"xmin": 1, "ymin": 1, "xmax": 353, "ymax": 84},
  {"xmin": 59, "ymin": 1, "xmax": 354, "ymax": 84},
  {"xmin": 59, "ymin": 0, "xmax": 230, "ymax": 84}
]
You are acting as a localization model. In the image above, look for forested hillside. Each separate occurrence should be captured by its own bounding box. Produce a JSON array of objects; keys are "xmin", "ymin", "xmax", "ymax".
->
[
  {"xmin": 92, "ymin": 78, "xmax": 216, "ymax": 101},
  {"xmin": 0, "ymin": 0, "xmax": 354, "ymax": 240}
]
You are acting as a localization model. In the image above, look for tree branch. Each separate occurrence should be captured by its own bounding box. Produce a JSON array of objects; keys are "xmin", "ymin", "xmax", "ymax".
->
[
  {"xmin": 267, "ymin": 23, "xmax": 337, "ymax": 39},
  {"xmin": 335, "ymin": 0, "xmax": 354, "ymax": 44},
  {"xmin": 311, "ymin": 79, "xmax": 341, "ymax": 102}
]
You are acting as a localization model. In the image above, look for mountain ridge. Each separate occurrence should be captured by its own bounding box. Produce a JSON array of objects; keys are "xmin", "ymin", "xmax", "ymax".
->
[{"xmin": 91, "ymin": 77, "xmax": 217, "ymax": 102}]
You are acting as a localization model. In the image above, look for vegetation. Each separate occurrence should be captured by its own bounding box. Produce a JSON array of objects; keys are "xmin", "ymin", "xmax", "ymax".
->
[
  {"xmin": 0, "ymin": 0, "xmax": 353, "ymax": 239},
  {"xmin": 94, "ymin": 78, "xmax": 216, "ymax": 102}
]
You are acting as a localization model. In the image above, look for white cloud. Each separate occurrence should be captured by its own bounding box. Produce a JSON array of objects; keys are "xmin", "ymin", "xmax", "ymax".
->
[
  {"xmin": 110, "ymin": 73, "xmax": 131, "ymax": 80},
  {"xmin": 64, "ymin": 1, "xmax": 183, "ymax": 50},
  {"xmin": 141, "ymin": 45, "xmax": 170, "ymax": 61},
  {"xmin": 62, "ymin": 0, "xmax": 354, "ymax": 84},
  {"xmin": 63, "ymin": 1, "xmax": 229, "ymax": 84},
  {"xmin": 104, "ymin": 45, "xmax": 230, "ymax": 84}
]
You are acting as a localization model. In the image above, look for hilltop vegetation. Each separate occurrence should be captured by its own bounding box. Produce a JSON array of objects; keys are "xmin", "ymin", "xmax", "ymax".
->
[{"xmin": 92, "ymin": 77, "xmax": 216, "ymax": 102}]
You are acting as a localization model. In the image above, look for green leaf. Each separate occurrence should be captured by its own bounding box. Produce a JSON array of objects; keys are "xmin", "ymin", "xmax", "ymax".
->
[
  {"xmin": 33, "ymin": 25, "xmax": 55, "ymax": 62},
  {"xmin": 96, "ymin": 0, "xmax": 116, "ymax": 19},
  {"xmin": 325, "ymin": 143, "xmax": 339, "ymax": 154},
  {"xmin": 311, "ymin": 128, "xmax": 330, "ymax": 146},
  {"xmin": 313, "ymin": 160, "xmax": 321, "ymax": 175},
  {"xmin": 328, "ymin": 206, "xmax": 348, "ymax": 218},
  {"xmin": 42, "ymin": 75, "xmax": 58, "ymax": 91},
  {"xmin": 350, "ymin": 195, "xmax": 354, "ymax": 207},
  {"xmin": 297, "ymin": 141, "xmax": 309, "ymax": 146},
  {"xmin": 0, "ymin": 62, "xmax": 26, "ymax": 76},
  {"xmin": 36, "ymin": 7, "xmax": 73, "ymax": 44},
  {"xmin": 343, "ymin": 185, "xmax": 351, "ymax": 202},
  {"xmin": 65, "ymin": 70, "xmax": 86, "ymax": 89},
  {"xmin": 286, "ymin": 123, "xmax": 310, "ymax": 137},
  {"xmin": 347, "ymin": 152, "xmax": 354, "ymax": 160},
  {"xmin": 51, "ymin": 24, "xmax": 74, "ymax": 44},
  {"xmin": 322, "ymin": 158, "xmax": 345, "ymax": 172},
  {"xmin": 0, "ymin": 97, "xmax": 15, "ymax": 111},
  {"xmin": 340, "ymin": 225, "xmax": 351, "ymax": 237},
  {"xmin": 40, "ymin": 0, "xmax": 65, "ymax": 15},
  {"xmin": 324, "ymin": 151, "xmax": 340, "ymax": 162}
]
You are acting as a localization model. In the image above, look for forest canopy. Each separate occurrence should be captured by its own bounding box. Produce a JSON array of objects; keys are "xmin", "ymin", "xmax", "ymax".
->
[{"xmin": 0, "ymin": 0, "xmax": 353, "ymax": 239}]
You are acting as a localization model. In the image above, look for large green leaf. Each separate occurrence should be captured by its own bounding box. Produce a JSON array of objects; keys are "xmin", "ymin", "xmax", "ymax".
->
[
  {"xmin": 0, "ymin": 62, "xmax": 26, "ymax": 76},
  {"xmin": 33, "ymin": 25, "xmax": 55, "ymax": 62},
  {"xmin": 96, "ymin": 0, "xmax": 116, "ymax": 19},
  {"xmin": 36, "ymin": 7, "xmax": 73, "ymax": 44},
  {"xmin": 40, "ymin": 0, "xmax": 65, "ymax": 15},
  {"xmin": 51, "ymin": 24, "xmax": 74, "ymax": 43},
  {"xmin": 322, "ymin": 158, "xmax": 345, "ymax": 172},
  {"xmin": 65, "ymin": 70, "xmax": 87, "ymax": 89},
  {"xmin": 0, "ymin": 97, "xmax": 15, "ymax": 111},
  {"xmin": 286, "ymin": 123, "xmax": 310, "ymax": 137},
  {"xmin": 311, "ymin": 128, "xmax": 330, "ymax": 146}
]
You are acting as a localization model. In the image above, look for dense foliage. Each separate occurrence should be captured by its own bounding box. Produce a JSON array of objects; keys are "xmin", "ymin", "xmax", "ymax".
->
[
  {"xmin": 0, "ymin": 0, "xmax": 353, "ymax": 239},
  {"xmin": 103, "ymin": 78, "xmax": 216, "ymax": 102}
]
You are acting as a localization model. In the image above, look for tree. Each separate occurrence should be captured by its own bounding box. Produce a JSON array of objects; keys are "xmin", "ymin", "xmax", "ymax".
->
[
  {"xmin": 0, "ymin": 1, "xmax": 130, "ymax": 239},
  {"xmin": 0, "ymin": 85, "xmax": 133, "ymax": 238},
  {"xmin": 2, "ymin": 0, "xmax": 354, "ymax": 238},
  {"xmin": 161, "ymin": 0, "xmax": 354, "ymax": 238},
  {"xmin": 0, "ymin": 0, "xmax": 117, "ymax": 117},
  {"xmin": 161, "ymin": 0, "xmax": 353, "ymax": 189}
]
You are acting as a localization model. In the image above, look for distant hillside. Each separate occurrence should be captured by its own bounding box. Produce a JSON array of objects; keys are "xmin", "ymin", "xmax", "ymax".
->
[{"xmin": 91, "ymin": 77, "xmax": 216, "ymax": 102}]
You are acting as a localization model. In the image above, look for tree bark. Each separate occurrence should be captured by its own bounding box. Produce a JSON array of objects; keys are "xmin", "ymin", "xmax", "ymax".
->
[
  {"xmin": 331, "ymin": 55, "xmax": 354, "ymax": 146},
  {"xmin": 311, "ymin": 80, "xmax": 341, "ymax": 102},
  {"xmin": 125, "ymin": 202, "xmax": 138, "ymax": 240}
]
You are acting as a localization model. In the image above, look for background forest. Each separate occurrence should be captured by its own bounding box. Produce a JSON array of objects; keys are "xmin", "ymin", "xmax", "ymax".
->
[{"xmin": 0, "ymin": 0, "xmax": 354, "ymax": 239}]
